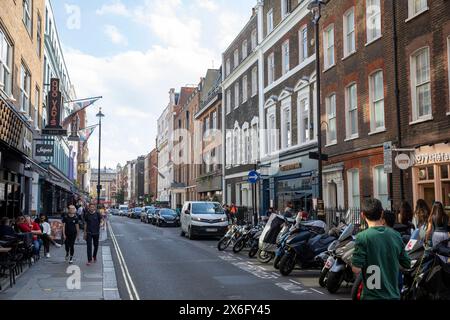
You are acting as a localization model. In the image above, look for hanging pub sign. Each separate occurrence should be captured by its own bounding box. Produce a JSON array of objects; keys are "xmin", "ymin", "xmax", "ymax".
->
[
  {"xmin": 35, "ymin": 144, "xmax": 54, "ymax": 157},
  {"xmin": 42, "ymin": 78, "xmax": 67, "ymax": 136},
  {"xmin": 68, "ymin": 115, "xmax": 80, "ymax": 141}
]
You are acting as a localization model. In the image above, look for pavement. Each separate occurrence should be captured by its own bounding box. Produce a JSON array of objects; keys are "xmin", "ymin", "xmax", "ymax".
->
[
  {"xmin": 109, "ymin": 215, "xmax": 351, "ymax": 300},
  {"xmin": 0, "ymin": 227, "xmax": 120, "ymax": 300}
]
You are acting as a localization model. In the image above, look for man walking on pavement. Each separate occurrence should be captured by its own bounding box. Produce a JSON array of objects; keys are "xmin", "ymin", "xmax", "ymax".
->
[{"xmin": 84, "ymin": 203, "xmax": 104, "ymax": 266}]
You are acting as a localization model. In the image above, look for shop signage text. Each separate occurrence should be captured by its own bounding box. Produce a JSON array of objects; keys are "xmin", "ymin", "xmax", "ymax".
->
[
  {"xmin": 35, "ymin": 144, "xmax": 54, "ymax": 157},
  {"xmin": 415, "ymin": 152, "xmax": 450, "ymax": 165},
  {"xmin": 279, "ymin": 162, "xmax": 302, "ymax": 172},
  {"xmin": 395, "ymin": 153, "xmax": 412, "ymax": 170},
  {"xmin": 43, "ymin": 78, "xmax": 67, "ymax": 136}
]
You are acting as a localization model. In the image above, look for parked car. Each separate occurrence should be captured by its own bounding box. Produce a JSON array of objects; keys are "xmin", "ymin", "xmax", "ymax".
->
[
  {"xmin": 180, "ymin": 201, "xmax": 228, "ymax": 240},
  {"xmin": 140, "ymin": 206, "xmax": 155, "ymax": 222},
  {"xmin": 155, "ymin": 209, "xmax": 180, "ymax": 227},
  {"xmin": 146, "ymin": 207, "xmax": 157, "ymax": 224},
  {"xmin": 118, "ymin": 205, "xmax": 129, "ymax": 216}
]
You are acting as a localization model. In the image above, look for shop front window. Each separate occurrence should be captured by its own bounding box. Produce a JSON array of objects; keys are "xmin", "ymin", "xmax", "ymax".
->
[{"xmin": 442, "ymin": 164, "xmax": 450, "ymax": 208}]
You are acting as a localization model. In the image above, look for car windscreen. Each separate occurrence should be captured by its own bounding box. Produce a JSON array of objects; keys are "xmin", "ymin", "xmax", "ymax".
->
[
  {"xmin": 160, "ymin": 209, "xmax": 176, "ymax": 216},
  {"xmin": 134, "ymin": 208, "xmax": 143, "ymax": 212},
  {"xmin": 192, "ymin": 203, "xmax": 224, "ymax": 215}
]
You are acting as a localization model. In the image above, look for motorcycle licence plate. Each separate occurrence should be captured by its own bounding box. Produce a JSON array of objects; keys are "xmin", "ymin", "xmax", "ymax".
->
[
  {"xmin": 206, "ymin": 228, "xmax": 218, "ymax": 232},
  {"xmin": 325, "ymin": 257, "xmax": 335, "ymax": 269}
]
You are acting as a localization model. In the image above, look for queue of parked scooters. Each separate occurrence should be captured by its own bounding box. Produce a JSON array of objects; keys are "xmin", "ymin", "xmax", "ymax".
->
[{"xmin": 217, "ymin": 210, "xmax": 450, "ymax": 300}]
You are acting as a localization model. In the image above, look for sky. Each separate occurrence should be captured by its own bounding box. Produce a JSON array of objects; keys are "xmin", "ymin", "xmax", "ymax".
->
[{"xmin": 51, "ymin": 0, "xmax": 256, "ymax": 169}]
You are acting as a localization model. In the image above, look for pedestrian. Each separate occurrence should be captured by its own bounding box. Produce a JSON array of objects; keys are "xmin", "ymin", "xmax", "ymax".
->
[
  {"xmin": 83, "ymin": 203, "xmax": 104, "ymax": 266},
  {"xmin": 39, "ymin": 213, "xmax": 62, "ymax": 258},
  {"xmin": 397, "ymin": 201, "xmax": 415, "ymax": 234},
  {"xmin": 229, "ymin": 203, "xmax": 238, "ymax": 224},
  {"xmin": 352, "ymin": 198, "xmax": 411, "ymax": 300},
  {"xmin": 223, "ymin": 205, "xmax": 231, "ymax": 224},
  {"xmin": 412, "ymin": 199, "xmax": 431, "ymax": 241},
  {"xmin": 426, "ymin": 202, "xmax": 449, "ymax": 260},
  {"xmin": 62, "ymin": 205, "xmax": 80, "ymax": 264},
  {"xmin": 18, "ymin": 215, "xmax": 42, "ymax": 259},
  {"xmin": 283, "ymin": 201, "xmax": 294, "ymax": 218}
]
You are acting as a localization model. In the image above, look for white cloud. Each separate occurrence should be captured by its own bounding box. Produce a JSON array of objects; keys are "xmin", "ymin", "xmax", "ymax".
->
[
  {"xmin": 195, "ymin": 0, "xmax": 219, "ymax": 12},
  {"xmin": 96, "ymin": 1, "xmax": 130, "ymax": 16},
  {"xmin": 104, "ymin": 25, "xmax": 128, "ymax": 45}
]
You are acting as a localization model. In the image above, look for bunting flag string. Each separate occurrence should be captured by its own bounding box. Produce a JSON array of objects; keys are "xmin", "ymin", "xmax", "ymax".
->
[{"xmin": 62, "ymin": 96, "xmax": 102, "ymax": 128}]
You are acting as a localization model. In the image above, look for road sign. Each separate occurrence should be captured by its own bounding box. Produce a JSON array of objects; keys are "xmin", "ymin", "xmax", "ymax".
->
[
  {"xmin": 395, "ymin": 153, "xmax": 412, "ymax": 170},
  {"xmin": 248, "ymin": 170, "xmax": 260, "ymax": 184},
  {"xmin": 383, "ymin": 141, "xmax": 393, "ymax": 174},
  {"xmin": 309, "ymin": 152, "xmax": 329, "ymax": 161}
]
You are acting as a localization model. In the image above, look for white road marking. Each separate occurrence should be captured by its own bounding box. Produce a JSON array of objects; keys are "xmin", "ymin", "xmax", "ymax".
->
[
  {"xmin": 310, "ymin": 288, "xmax": 325, "ymax": 295},
  {"xmin": 275, "ymin": 282, "xmax": 313, "ymax": 295},
  {"xmin": 289, "ymin": 279, "xmax": 302, "ymax": 285},
  {"xmin": 108, "ymin": 222, "xmax": 141, "ymax": 300}
]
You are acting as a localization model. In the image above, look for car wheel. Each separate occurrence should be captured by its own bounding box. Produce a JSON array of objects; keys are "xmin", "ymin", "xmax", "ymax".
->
[{"xmin": 187, "ymin": 227, "xmax": 195, "ymax": 240}]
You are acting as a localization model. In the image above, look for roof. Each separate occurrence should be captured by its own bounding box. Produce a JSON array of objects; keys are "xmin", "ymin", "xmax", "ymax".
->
[{"xmin": 178, "ymin": 87, "xmax": 196, "ymax": 108}]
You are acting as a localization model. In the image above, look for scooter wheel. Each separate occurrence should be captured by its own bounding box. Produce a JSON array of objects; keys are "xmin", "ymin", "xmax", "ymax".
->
[
  {"xmin": 279, "ymin": 253, "xmax": 296, "ymax": 276},
  {"xmin": 257, "ymin": 250, "xmax": 274, "ymax": 264},
  {"xmin": 319, "ymin": 268, "xmax": 329, "ymax": 288},
  {"xmin": 326, "ymin": 271, "xmax": 345, "ymax": 294},
  {"xmin": 248, "ymin": 247, "xmax": 258, "ymax": 258},
  {"xmin": 273, "ymin": 255, "xmax": 282, "ymax": 270}
]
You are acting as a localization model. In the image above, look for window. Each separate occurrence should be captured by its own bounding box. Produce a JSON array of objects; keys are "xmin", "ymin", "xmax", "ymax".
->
[
  {"xmin": 251, "ymin": 67, "xmax": 258, "ymax": 97},
  {"xmin": 226, "ymin": 89, "xmax": 231, "ymax": 114},
  {"xmin": 267, "ymin": 9, "xmax": 274, "ymax": 34},
  {"xmin": 374, "ymin": 166, "xmax": 389, "ymax": 209},
  {"xmin": 226, "ymin": 58, "xmax": 231, "ymax": 76},
  {"xmin": 251, "ymin": 123, "xmax": 259, "ymax": 162},
  {"xmin": 233, "ymin": 128, "xmax": 240, "ymax": 165},
  {"xmin": 234, "ymin": 82, "xmax": 240, "ymax": 108},
  {"xmin": 324, "ymin": 25, "xmax": 335, "ymax": 69},
  {"xmin": 347, "ymin": 170, "xmax": 360, "ymax": 208},
  {"xmin": 0, "ymin": 29, "xmax": 12, "ymax": 96},
  {"xmin": 408, "ymin": 0, "xmax": 428, "ymax": 18},
  {"xmin": 20, "ymin": 65, "xmax": 31, "ymax": 115},
  {"xmin": 212, "ymin": 111, "xmax": 217, "ymax": 129},
  {"xmin": 37, "ymin": 14, "xmax": 42, "ymax": 57},
  {"xmin": 369, "ymin": 70, "xmax": 385, "ymax": 130},
  {"xmin": 242, "ymin": 40, "xmax": 248, "ymax": 60},
  {"xmin": 226, "ymin": 134, "xmax": 232, "ymax": 166},
  {"xmin": 23, "ymin": 0, "xmax": 32, "ymax": 35},
  {"xmin": 234, "ymin": 49, "xmax": 239, "ymax": 69},
  {"xmin": 243, "ymin": 127, "xmax": 249, "ymax": 164},
  {"xmin": 298, "ymin": 97, "xmax": 310, "ymax": 144},
  {"xmin": 411, "ymin": 48, "xmax": 431, "ymax": 121},
  {"xmin": 267, "ymin": 108, "xmax": 277, "ymax": 154},
  {"xmin": 366, "ymin": 0, "xmax": 381, "ymax": 42},
  {"xmin": 448, "ymin": 37, "xmax": 450, "ymax": 111},
  {"xmin": 282, "ymin": 40, "xmax": 290, "ymax": 75},
  {"xmin": 251, "ymin": 29, "xmax": 257, "ymax": 50},
  {"xmin": 34, "ymin": 86, "xmax": 40, "ymax": 129},
  {"xmin": 226, "ymin": 184, "xmax": 232, "ymax": 204},
  {"xmin": 267, "ymin": 53, "xmax": 275, "ymax": 85},
  {"xmin": 326, "ymin": 94, "xmax": 337, "ymax": 144},
  {"xmin": 345, "ymin": 83, "xmax": 358, "ymax": 138},
  {"xmin": 343, "ymin": 8, "xmax": 356, "ymax": 57},
  {"xmin": 242, "ymin": 75, "xmax": 248, "ymax": 103},
  {"xmin": 281, "ymin": 104, "xmax": 292, "ymax": 148},
  {"xmin": 204, "ymin": 117, "xmax": 209, "ymax": 137},
  {"xmin": 299, "ymin": 26, "xmax": 308, "ymax": 62},
  {"xmin": 281, "ymin": 0, "xmax": 291, "ymax": 18},
  {"xmin": 186, "ymin": 111, "xmax": 190, "ymax": 130}
]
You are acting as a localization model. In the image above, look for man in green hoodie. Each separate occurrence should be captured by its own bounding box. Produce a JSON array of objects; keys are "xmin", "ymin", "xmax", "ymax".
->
[{"xmin": 352, "ymin": 198, "xmax": 411, "ymax": 300}]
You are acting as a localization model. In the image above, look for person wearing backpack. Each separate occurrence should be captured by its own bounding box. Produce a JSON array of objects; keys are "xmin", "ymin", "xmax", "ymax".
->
[{"xmin": 83, "ymin": 203, "xmax": 104, "ymax": 266}]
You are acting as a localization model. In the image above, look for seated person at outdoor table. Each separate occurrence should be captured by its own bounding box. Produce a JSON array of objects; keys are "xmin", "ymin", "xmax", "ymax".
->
[
  {"xmin": 17, "ymin": 215, "xmax": 42, "ymax": 257},
  {"xmin": 0, "ymin": 217, "xmax": 16, "ymax": 239}
]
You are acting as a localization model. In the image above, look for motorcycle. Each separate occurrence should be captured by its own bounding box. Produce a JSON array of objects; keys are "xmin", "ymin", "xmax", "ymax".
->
[
  {"xmin": 279, "ymin": 220, "xmax": 335, "ymax": 276},
  {"xmin": 217, "ymin": 224, "xmax": 244, "ymax": 251},
  {"xmin": 257, "ymin": 214, "xmax": 294, "ymax": 264},
  {"xmin": 232, "ymin": 224, "xmax": 260, "ymax": 253},
  {"xmin": 321, "ymin": 223, "xmax": 356, "ymax": 293}
]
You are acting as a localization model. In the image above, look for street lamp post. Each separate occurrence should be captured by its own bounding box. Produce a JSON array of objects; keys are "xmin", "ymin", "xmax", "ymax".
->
[
  {"xmin": 308, "ymin": 0, "xmax": 325, "ymax": 216},
  {"xmin": 96, "ymin": 108, "xmax": 105, "ymax": 210}
]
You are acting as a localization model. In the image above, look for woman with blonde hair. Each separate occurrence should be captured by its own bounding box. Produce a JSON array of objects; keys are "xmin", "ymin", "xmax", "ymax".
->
[
  {"xmin": 426, "ymin": 202, "xmax": 449, "ymax": 250},
  {"xmin": 411, "ymin": 199, "xmax": 431, "ymax": 241}
]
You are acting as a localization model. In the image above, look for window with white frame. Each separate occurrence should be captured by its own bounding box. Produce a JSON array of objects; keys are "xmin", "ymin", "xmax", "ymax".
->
[
  {"xmin": 267, "ymin": 108, "xmax": 277, "ymax": 154},
  {"xmin": 226, "ymin": 58, "xmax": 231, "ymax": 76},
  {"xmin": 251, "ymin": 67, "xmax": 258, "ymax": 96},
  {"xmin": 267, "ymin": 9, "xmax": 274, "ymax": 34},
  {"xmin": 20, "ymin": 64, "xmax": 31, "ymax": 115},
  {"xmin": 410, "ymin": 47, "xmax": 431, "ymax": 121},
  {"xmin": 234, "ymin": 82, "xmax": 240, "ymax": 108},
  {"xmin": 281, "ymin": 103, "xmax": 292, "ymax": 149},
  {"xmin": 37, "ymin": 14, "xmax": 42, "ymax": 57},
  {"xmin": 373, "ymin": 166, "xmax": 389, "ymax": 209},
  {"xmin": 242, "ymin": 40, "xmax": 248, "ymax": 60},
  {"xmin": 251, "ymin": 122, "xmax": 259, "ymax": 162},
  {"xmin": 408, "ymin": 0, "xmax": 428, "ymax": 18},
  {"xmin": 282, "ymin": 40, "xmax": 290, "ymax": 75},
  {"xmin": 23, "ymin": 0, "xmax": 32, "ymax": 35},
  {"xmin": 324, "ymin": 25, "xmax": 335, "ymax": 69},
  {"xmin": 226, "ymin": 133, "xmax": 232, "ymax": 166},
  {"xmin": 226, "ymin": 89, "xmax": 231, "ymax": 114},
  {"xmin": 243, "ymin": 126, "xmax": 249, "ymax": 164},
  {"xmin": 326, "ymin": 94, "xmax": 337, "ymax": 144},
  {"xmin": 0, "ymin": 29, "xmax": 13, "ymax": 96},
  {"xmin": 227, "ymin": 184, "xmax": 232, "ymax": 204},
  {"xmin": 242, "ymin": 75, "xmax": 248, "ymax": 103},
  {"xmin": 369, "ymin": 70, "xmax": 385, "ymax": 130},
  {"xmin": 281, "ymin": 0, "xmax": 291, "ymax": 18},
  {"xmin": 343, "ymin": 8, "xmax": 356, "ymax": 57},
  {"xmin": 212, "ymin": 111, "xmax": 217, "ymax": 129},
  {"xmin": 268, "ymin": 53, "xmax": 275, "ymax": 85},
  {"xmin": 234, "ymin": 49, "xmax": 239, "ymax": 69},
  {"xmin": 347, "ymin": 169, "xmax": 360, "ymax": 208},
  {"xmin": 299, "ymin": 26, "xmax": 308, "ymax": 63},
  {"xmin": 233, "ymin": 127, "xmax": 240, "ymax": 165},
  {"xmin": 298, "ymin": 97, "xmax": 310, "ymax": 144},
  {"xmin": 34, "ymin": 86, "xmax": 40, "ymax": 129},
  {"xmin": 345, "ymin": 83, "xmax": 358, "ymax": 138},
  {"xmin": 251, "ymin": 29, "xmax": 257, "ymax": 50},
  {"xmin": 366, "ymin": 0, "xmax": 381, "ymax": 42}
]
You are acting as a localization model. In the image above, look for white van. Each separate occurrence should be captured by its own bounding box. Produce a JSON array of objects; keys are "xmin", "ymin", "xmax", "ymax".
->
[
  {"xmin": 180, "ymin": 201, "xmax": 228, "ymax": 239},
  {"xmin": 118, "ymin": 205, "xmax": 128, "ymax": 216}
]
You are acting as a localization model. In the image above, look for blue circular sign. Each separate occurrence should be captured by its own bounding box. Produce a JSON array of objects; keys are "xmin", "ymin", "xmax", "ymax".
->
[{"xmin": 248, "ymin": 170, "xmax": 260, "ymax": 184}]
